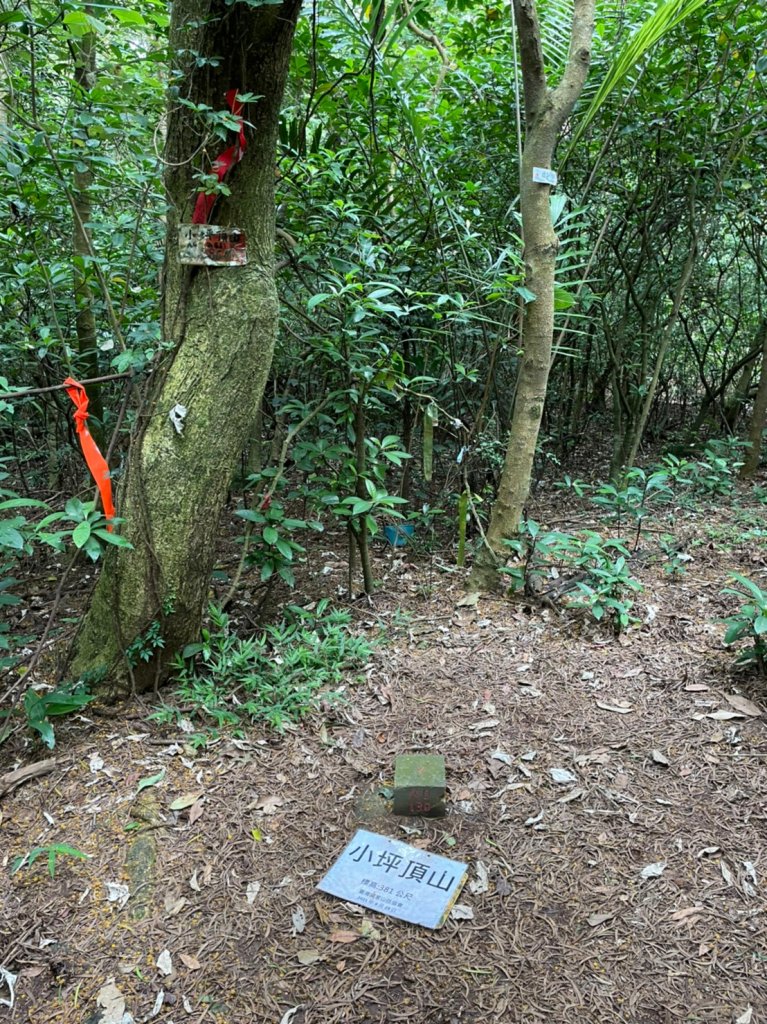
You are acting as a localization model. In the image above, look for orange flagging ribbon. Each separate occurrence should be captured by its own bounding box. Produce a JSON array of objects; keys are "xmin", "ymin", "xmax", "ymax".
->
[
  {"xmin": 63, "ymin": 377, "xmax": 115, "ymax": 530},
  {"xmin": 192, "ymin": 88, "xmax": 247, "ymax": 225}
]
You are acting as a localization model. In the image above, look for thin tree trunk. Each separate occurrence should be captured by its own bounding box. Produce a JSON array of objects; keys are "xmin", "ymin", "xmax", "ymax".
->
[
  {"xmin": 741, "ymin": 318, "xmax": 767, "ymax": 478},
  {"xmin": 71, "ymin": 0, "xmax": 301, "ymax": 694},
  {"xmin": 622, "ymin": 238, "xmax": 698, "ymax": 471},
  {"xmin": 471, "ymin": 0, "xmax": 595, "ymax": 589},
  {"xmin": 353, "ymin": 389, "xmax": 374, "ymax": 595},
  {"xmin": 72, "ymin": 21, "xmax": 104, "ymax": 436},
  {"xmin": 724, "ymin": 357, "xmax": 756, "ymax": 432}
]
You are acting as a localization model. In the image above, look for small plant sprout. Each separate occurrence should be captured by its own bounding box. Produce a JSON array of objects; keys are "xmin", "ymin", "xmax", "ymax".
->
[{"xmin": 12, "ymin": 843, "xmax": 91, "ymax": 878}]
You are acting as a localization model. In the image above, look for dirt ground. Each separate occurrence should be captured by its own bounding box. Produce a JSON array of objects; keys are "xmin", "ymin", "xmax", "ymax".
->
[{"xmin": 1, "ymin": 488, "xmax": 766, "ymax": 1024}]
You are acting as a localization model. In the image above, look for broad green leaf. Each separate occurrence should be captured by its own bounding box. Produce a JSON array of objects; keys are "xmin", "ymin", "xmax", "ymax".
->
[
  {"xmin": 275, "ymin": 538, "xmax": 293, "ymax": 561},
  {"xmin": 0, "ymin": 498, "xmax": 48, "ymax": 511},
  {"xmin": 111, "ymin": 8, "xmax": 147, "ymax": 25},
  {"xmin": 137, "ymin": 769, "xmax": 165, "ymax": 792},
  {"xmin": 30, "ymin": 717, "xmax": 55, "ymax": 749},
  {"xmin": 515, "ymin": 285, "xmax": 536, "ymax": 303},
  {"xmin": 0, "ymin": 524, "xmax": 24, "ymax": 550},
  {"xmin": 72, "ymin": 521, "xmax": 91, "ymax": 548}
]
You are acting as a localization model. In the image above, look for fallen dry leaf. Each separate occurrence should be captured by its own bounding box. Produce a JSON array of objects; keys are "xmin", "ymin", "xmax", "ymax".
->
[
  {"xmin": 596, "ymin": 701, "xmax": 634, "ymax": 714},
  {"xmin": 724, "ymin": 694, "xmax": 762, "ymax": 717},
  {"xmin": 96, "ymin": 978, "xmax": 125, "ymax": 1024},
  {"xmin": 256, "ymin": 795, "xmax": 284, "ymax": 814},
  {"xmin": 640, "ymin": 861, "xmax": 666, "ymax": 880},
  {"xmin": 279, "ymin": 1007, "xmax": 302, "ymax": 1024},
  {"xmin": 587, "ymin": 912, "xmax": 615, "ymax": 927},
  {"xmin": 188, "ymin": 800, "xmax": 204, "ymax": 824},
  {"xmin": 156, "ymin": 949, "xmax": 172, "ymax": 976},
  {"xmin": 169, "ymin": 790, "xmax": 204, "ymax": 811},
  {"xmin": 450, "ymin": 904, "xmax": 474, "ymax": 920},
  {"xmin": 296, "ymin": 950, "xmax": 321, "ymax": 966},
  {"xmin": 291, "ymin": 906, "xmax": 306, "ymax": 936},
  {"xmin": 468, "ymin": 861, "xmax": 489, "ymax": 895},
  {"xmin": 670, "ymin": 906, "xmax": 704, "ymax": 925},
  {"xmin": 164, "ymin": 894, "xmax": 187, "ymax": 917},
  {"xmin": 329, "ymin": 930, "xmax": 360, "ymax": 944}
]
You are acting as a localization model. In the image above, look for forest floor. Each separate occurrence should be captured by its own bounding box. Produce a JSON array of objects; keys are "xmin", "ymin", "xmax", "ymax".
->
[{"xmin": 1, "ymin": 482, "xmax": 767, "ymax": 1024}]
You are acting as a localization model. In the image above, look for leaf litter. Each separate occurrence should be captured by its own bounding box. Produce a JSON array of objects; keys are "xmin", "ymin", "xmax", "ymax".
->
[{"xmin": 3, "ymin": 506, "xmax": 767, "ymax": 1023}]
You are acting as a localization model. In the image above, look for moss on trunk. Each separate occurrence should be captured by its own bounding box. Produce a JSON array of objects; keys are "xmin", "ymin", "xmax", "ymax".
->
[{"xmin": 70, "ymin": 0, "xmax": 301, "ymax": 694}]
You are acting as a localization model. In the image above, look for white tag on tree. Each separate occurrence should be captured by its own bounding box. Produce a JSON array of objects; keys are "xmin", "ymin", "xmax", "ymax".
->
[
  {"xmin": 532, "ymin": 167, "xmax": 558, "ymax": 186},
  {"xmin": 317, "ymin": 828, "xmax": 468, "ymax": 929},
  {"xmin": 178, "ymin": 224, "xmax": 247, "ymax": 266}
]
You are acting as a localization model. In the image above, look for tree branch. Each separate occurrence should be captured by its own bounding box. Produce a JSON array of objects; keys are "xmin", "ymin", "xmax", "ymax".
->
[
  {"xmin": 551, "ymin": 0, "xmax": 596, "ymax": 124},
  {"xmin": 513, "ymin": 0, "xmax": 548, "ymax": 121}
]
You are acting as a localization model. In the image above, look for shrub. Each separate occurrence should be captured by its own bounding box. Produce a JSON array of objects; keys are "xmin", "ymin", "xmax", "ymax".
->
[{"xmin": 722, "ymin": 574, "xmax": 767, "ymax": 673}]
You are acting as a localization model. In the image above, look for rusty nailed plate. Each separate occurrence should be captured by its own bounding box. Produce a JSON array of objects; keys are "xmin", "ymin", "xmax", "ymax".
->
[{"xmin": 178, "ymin": 224, "xmax": 247, "ymax": 266}]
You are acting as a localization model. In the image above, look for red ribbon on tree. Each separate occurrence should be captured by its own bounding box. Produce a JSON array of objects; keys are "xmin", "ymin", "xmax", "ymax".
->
[
  {"xmin": 63, "ymin": 377, "xmax": 115, "ymax": 531},
  {"xmin": 192, "ymin": 89, "xmax": 247, "ymax": 225}
]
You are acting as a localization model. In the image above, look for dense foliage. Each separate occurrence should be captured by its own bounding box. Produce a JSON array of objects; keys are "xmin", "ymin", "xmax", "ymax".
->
[{"xmin": 1, "ymin": 0, "xmax": 766, "ymax": 740}]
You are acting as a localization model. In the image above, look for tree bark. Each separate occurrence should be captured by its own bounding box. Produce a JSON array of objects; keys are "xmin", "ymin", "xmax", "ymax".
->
[
  {"xmin": 741, "ymin": 318, "xmax": 767, "ymax": 478},
  {"xmin": 471, "ymin": 0, "xmax": 595, "ymax": 590},
  {"xmin": 70, "ymin": 0, "xmax": 301, "ymax": 694}
]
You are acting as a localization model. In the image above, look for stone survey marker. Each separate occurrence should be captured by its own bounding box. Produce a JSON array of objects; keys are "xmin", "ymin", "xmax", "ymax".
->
[
  {"xmin": 393, "ymin": 753, "xmax": 446, "ymax": 816},
  {"xmin": 317, "ymin": 828, "xmax": 468, "ymax": 929}
]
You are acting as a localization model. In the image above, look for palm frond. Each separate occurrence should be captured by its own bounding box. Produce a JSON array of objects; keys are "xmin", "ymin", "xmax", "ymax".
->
[
  {"xmin": 537, "ymin": 0, "xmax": 575, "ymax": 81},
  {"xmin": 565, "ymin": 0, "xmax": 709, "ymax": 157}
]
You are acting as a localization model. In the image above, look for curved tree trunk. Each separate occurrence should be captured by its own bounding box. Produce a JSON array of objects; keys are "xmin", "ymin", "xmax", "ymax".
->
[
  {"xmin": 71, "ymin": 0, "xmax": 301, "ymax": 694},
  {"xmin": 471, "ymin": 0, "xmax": 595, "ymax": 590},
  {"xmin": 741, "ymin": 318, "xmax": 767, "ymax": 479}
]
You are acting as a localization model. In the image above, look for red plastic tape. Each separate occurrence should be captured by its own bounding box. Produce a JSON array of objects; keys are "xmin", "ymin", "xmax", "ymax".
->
[
  {"xmin": 63, "ymin": 377, "xmax": 115, "ymax": 531},
  {"xmin": 192, "ymin": 89, "xmax": 247, "ymax": 225}
]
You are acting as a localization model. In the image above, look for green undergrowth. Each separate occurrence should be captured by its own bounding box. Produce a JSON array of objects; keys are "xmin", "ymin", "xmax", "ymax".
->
[{"xmin": 150, "ymin": 599, "xmax": 374, "ymax": 737}]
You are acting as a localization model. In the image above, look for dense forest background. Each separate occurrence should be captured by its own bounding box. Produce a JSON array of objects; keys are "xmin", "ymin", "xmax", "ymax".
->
[
  {"xmin": 1, "ymin": 0, "xmax": 766, "ymax": 732},
  {"xmin": 2, "ymin": 5, "xmax": 767, "ymax": 1022}
]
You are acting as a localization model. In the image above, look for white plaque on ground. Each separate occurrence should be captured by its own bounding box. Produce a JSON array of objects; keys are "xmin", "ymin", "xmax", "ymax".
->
[{"xmin": 317, "ymin": 828, "xmax": 468, "ymax": 929}]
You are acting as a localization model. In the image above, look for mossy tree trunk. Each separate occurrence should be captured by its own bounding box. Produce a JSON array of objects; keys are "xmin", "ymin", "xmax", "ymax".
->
[
  {"xmin": 471, "ymin": 0, "xmax": 595, "ymax": 590},
  {"xmin": 71, "ymin": 0, "xmax": 301, "ymax": 695}
]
